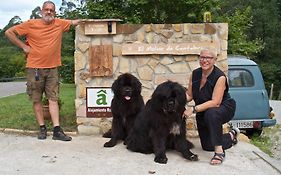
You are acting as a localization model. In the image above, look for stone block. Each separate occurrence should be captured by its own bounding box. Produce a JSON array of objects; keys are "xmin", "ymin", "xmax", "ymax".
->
[
  {"xmin": 78, "ymin": 125, "xmax": 100, "ymax": 135},
  {"xmin": 167, "ymin": 62, "xmax": 189, "ymax": 74},
  {"xmin": 191, "ymin": 24, "xmax": 204, "ymax": 34},
  {"xmin": 137, "ymin": 66, "xmax": 153, "ymax": 81}
]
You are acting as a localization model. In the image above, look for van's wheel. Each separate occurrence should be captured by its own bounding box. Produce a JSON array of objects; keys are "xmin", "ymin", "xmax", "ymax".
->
[{"xmin": 245, "ymin": 129, "xmax": 262, "ymax": 138}]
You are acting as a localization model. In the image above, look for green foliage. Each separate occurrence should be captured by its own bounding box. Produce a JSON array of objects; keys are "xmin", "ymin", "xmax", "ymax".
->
[
  {"xmin": 247, "ymin": 0, "xmax": 281, "ymax": 63},
  {"xmin": 85, "ymin": 0, "xmax": 221, "ymax": 23},
  {"xmin": 250, "ymin": 125, "xmax": 281, "ymax": 157},
  {"xmin": 60, "ymin": 56, "xmax": 74, "ymax": 83},
  {"xmin": 0, "ymin": 47, "xmax": 25, "ymax": 79},
  {"xmin": 250, "ymin": 133, "xmax": 273, "ymax": 156},
  {"xmin": 30, "ymin": 6, "xmax": 41, "ymax": 19},
  {"xmin": 260, "ymin": 63, "xmax": 281, "ymax": 100},
  {"xmin": 216, "ymin": 6, "xmax": 264, "ymax": 58}
]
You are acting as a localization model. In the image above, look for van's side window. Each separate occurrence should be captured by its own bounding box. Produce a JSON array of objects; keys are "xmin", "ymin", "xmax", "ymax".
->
[{"xmin": 228, "ymin": 69, "xmax": 254, "ymax": 87}]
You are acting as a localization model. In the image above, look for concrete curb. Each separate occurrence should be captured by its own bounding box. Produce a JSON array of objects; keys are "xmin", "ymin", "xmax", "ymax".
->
[{"xmin": 0, "ymin": 128, "xmax": 78, "ymax": 136}]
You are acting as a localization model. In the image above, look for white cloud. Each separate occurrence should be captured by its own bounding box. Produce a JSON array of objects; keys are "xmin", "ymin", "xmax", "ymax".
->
[{"xmin": 0, "ymin": 0, "xmax": 61, "ymax": 29}]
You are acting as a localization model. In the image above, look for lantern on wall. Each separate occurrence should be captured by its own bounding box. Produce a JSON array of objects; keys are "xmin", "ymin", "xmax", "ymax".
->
[{"xmin": 203, "ymin": 12, "xmax": 212, "ymax": 23}]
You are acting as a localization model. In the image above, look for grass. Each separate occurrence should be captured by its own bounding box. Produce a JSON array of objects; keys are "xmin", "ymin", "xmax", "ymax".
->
[
  {"xmin": 0, "ymin": 83, "xmax": 77, "ymax": 132},
  {"xmin": 250, "ymin": 124, "xmax": 281, "ymax": 157},
  {"xmin": 250, "ymin": 132, "xmax": 273, "ymax": 156}
]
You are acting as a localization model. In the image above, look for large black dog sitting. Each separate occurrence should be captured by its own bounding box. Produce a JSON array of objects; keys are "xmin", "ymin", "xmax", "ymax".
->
[
  {"xmin": 104, "ymin": 73, "xmax": 144, "ymax": 147},
  {"xmin": 125, "ymin": 80, "xmax": 198, "ymax": 164}
]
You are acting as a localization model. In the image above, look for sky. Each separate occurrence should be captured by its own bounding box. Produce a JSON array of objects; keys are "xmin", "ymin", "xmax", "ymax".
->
[{"xmin": 0, "ymin": 0, "xmax": 61, "ymax": 29}]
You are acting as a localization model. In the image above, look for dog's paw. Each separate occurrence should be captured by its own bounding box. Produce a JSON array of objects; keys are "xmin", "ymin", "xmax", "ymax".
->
[
  {"xmin": 102, "ymin": 130, "xmax": 112, "ymax": 138},
  {"xmin": 186, "ymin": 154, "xmax": 199, "ymax": 161},
  {"xmin": 103, "ymin": 140, "xmax": 116, "ymax": 147},
  {"xmin": 154, "ymin": 155, "xmax": 168, "ymax": 164}
]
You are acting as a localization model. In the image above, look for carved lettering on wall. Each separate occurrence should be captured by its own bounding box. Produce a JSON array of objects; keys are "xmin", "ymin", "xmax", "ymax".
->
[
  {"xmin": 122, "ymin": 42, "xmax": 218, "ymax": 55},
  {"xmin": 89, "ymin": 45, "xmax": 113, "ymax": 77}
]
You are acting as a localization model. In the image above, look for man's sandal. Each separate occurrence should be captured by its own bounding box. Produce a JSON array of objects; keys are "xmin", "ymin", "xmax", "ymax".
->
[{"xmin": 210, "ymin": 152, "xmax": 225, "ymax": 165}]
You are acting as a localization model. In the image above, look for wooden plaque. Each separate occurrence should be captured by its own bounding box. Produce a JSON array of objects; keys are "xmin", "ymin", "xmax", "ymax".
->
[
  {"xmin": 89, "ymin": 45, "xmax": 113, "ymax": 77},
  {"xmin": 122, "ymin": 42, "xmax": 218, "ymax": 55}
]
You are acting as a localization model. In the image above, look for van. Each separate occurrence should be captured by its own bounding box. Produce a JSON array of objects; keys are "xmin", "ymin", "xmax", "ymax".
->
[{"xmin": 227, "ymin": 55, "xmax": 276, "ymax": 137}]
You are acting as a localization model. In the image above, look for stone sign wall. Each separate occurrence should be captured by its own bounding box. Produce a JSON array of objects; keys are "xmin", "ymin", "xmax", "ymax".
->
[{"xmin": 74, "ymin": 21, "xmax": 228, "ymax": 137}]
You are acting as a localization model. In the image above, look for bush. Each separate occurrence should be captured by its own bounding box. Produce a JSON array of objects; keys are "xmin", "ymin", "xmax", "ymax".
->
[
  {"xmin": 260, "ymin": 63, "xmax": 281, "ymax": 100},
  {"xmin": 59, "ymin": 56, "xmax": 74, "ymax": 83}
]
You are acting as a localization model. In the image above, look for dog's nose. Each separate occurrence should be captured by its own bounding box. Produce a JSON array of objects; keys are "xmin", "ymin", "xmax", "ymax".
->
[
  {"xmin": 168, "ymin": 100, "xmax": 175, "ymax": 106},
  {"xmin": 167, "ymin": 100, "xmax": 175, "ymax": 110}
]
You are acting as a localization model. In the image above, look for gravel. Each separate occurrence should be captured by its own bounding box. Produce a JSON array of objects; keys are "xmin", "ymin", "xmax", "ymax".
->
[{"xmin": 261, "ymin": 124, "xmax": 281, "ymax": 160}]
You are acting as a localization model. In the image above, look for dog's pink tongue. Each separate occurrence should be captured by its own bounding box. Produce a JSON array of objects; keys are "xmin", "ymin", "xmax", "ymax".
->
[{"xmin": 125, "ymin": 96, "xmax": 131, "ymax": 100}]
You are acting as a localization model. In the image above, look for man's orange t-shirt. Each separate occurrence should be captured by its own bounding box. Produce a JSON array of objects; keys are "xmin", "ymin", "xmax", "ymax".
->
[{"xmin": 14, "ymin": 18, "xmax": 71, "ymax": 68}]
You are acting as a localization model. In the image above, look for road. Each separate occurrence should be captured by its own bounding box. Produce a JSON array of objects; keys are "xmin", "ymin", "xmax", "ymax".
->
[{"xmin": 0, "ymin": 82, "xmax": 26, "ymax": 98}]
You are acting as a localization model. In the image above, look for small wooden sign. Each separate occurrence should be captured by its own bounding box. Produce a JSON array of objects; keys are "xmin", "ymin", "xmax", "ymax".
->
[
  {"xmin": 122, "ymin": 42, "xmax": 218, "ymax": 55},
  {"xmin": 89, "ymin": 45, "xmax": 113, "ymax": 77},
  {"xmin": 83, "ymin": 19, "xmax": 121, "ymax": 35},
  {"xmin": 86, "ymin": 87, "xmax": 113, "ymax": 118}
]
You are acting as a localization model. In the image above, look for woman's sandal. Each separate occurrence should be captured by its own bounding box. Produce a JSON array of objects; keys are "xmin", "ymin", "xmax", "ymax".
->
[
  {"xmin": 230, "ymin": 128, "xmax": 240, "ymax": 145},
  {"xmin": 210, "ymin": 151, "xmax": 225, "ymax": 165}
]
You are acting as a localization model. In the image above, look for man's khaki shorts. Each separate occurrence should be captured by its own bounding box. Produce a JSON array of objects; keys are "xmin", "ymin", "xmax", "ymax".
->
[{"xmin": 26, "ymin": 68, "xmax": 59, "ymax": 102}]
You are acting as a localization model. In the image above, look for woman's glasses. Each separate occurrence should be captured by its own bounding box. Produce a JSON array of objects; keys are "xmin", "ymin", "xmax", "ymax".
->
[{"xmin": 199, "ymin": 56, "xmax": 214, "ymax": 61}]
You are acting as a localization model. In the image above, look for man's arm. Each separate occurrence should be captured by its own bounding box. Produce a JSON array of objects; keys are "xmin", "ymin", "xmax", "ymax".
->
[
  {"xmin": 5, "ymin": 26, "xmax": 30, "ymax": 54},
  {"xmin": 70, "ymin": 19, "xmax": 82, "ymax": 26}
]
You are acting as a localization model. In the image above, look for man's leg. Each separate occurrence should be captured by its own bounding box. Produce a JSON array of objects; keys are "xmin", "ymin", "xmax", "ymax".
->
[
  {"xmin": 26, "ymin": 68, "xmax": 47, "ymax": 140},
  {"xmin": 33, "ymin": 101, "xmax": 44, "ymax": 126},
  {"xmin": 33, "ymin": 101, "xmax": 47, "ymax": 139},
  {"xmin": 48, "ymin": 99, "xmax": 59, "ymax": 126},
  {"xmin": 45, "ymin": 68, "xmax": 72, "ymax": 141}
]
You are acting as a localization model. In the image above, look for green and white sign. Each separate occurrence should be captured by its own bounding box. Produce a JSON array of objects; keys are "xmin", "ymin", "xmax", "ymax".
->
[{"xmin": 86, "ymin": 87, "xmax": 114, "ymax": 118}]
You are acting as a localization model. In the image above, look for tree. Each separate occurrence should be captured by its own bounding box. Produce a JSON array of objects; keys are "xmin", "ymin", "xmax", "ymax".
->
[
  {"xmin": 84, "ymin": 0, "xmax": 220, "ymax": 23},
  {"xmin": 215, "ymin": 6, "xmax": 264, "ymax": 59},
  {"xmin": 30, "ymin": 7, "xmax": 41, "ymax": 19},
  {"xmin": 247, "ymin": 0, "xmax": 281, "ymax": 64}
]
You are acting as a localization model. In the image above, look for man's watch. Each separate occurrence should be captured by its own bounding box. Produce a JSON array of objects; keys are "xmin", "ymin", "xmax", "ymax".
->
[{"xmin": 192, "ymin": 106, "xmax": 197, "ymax": 114}]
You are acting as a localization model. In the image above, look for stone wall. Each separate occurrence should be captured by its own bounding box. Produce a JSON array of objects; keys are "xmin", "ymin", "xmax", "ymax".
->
[{"xmin": 74, "ymin": 22, "xmax": 228, "ymax": 137}]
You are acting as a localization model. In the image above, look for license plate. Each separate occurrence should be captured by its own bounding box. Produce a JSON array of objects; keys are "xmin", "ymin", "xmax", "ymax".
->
[{"xmin": 229, "ymin": 121, "xmax": 253, "ymax": 128}]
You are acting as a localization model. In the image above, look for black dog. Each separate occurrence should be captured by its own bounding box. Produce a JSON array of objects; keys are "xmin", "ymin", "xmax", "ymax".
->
[
  {"xmin": 104, "ymin": 73, "xmax": 144, "ymax": 147},
  {"xmin": 126, "ymin": 80, "xmax": 198, "ymax": 164}
]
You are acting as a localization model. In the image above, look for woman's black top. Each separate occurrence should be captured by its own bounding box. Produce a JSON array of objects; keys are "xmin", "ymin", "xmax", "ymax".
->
[{"xmin": 192, "ymin": 65, "xmax": 231, "ymax": 105}]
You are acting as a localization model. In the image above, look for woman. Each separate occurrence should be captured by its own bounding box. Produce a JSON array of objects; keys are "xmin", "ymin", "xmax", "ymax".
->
[{"xmin": 184, "ymin": 49, "xmax": 239, "ymax": 165}]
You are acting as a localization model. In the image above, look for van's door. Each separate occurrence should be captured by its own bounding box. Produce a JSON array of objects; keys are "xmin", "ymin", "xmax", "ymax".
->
[{"xmin": 228, "ymin": 65, "xmax": 270, "ymax": 121}]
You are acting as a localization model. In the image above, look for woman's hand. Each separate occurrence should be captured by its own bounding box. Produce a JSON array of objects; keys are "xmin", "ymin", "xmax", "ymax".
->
[{"xmin": 183, "ymin": 107, "xmax": 193, "ymax": 118}]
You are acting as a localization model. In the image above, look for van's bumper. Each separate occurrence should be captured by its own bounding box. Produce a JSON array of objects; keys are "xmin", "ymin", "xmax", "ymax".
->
[{"xmin": 262, "ymin": 118, "xmax": 277, "ymax": 127}]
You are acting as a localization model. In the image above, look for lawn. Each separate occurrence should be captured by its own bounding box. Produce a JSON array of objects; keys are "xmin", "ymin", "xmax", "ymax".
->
[{"xmin": 0, "ymin": 83, "xmax": 77, "ymax": 132}]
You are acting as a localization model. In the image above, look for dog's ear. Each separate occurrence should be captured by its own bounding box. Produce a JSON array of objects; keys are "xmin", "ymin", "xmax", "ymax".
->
[
  {"xmin": 111, "ymin": 78, "xmax": 119, "ymax": 95},
  {"xmin": 173, "ymin": 83, "xmax": 187, "ymax": 106},
  {"xmin": 134, "ymin": 78, "xmax": 142, "ymax": 94}
]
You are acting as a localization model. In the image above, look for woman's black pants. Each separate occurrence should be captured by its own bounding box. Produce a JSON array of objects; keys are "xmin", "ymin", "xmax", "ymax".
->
[{"xmin": 196, "ymin": 99, "xmax": 236, "ymax": 151}]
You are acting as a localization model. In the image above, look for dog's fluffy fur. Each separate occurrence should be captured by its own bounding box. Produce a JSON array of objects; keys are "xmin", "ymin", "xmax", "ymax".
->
[
  {"xmin": 125, "ymin": 80, "xmax": 198, "ymax": 163},
  {"xmin": 104, "ymin": 73, "xmax": 144, "ymax": 147}
]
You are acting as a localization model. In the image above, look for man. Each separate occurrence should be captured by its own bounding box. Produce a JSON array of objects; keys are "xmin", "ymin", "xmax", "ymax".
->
[{"xmin": 5, "ymin": 1, "xmax": 81, "ymax": 141}]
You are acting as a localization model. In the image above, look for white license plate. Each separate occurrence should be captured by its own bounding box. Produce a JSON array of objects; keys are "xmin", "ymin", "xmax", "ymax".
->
[{"xmin": 229, "ymin": 121, "xmax": 253, "ymax": 128}]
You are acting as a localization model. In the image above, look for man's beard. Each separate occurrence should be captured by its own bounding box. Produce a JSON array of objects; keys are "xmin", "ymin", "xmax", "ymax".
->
[{"xmin": 42, "ymin": 14, "xmax": 54, "ymax": 23}]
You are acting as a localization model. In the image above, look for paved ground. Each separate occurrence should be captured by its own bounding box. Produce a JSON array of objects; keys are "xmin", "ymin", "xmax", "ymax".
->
[{"xmin": 0, "ymin": 133, "xmax": 281, "ymax": 175}]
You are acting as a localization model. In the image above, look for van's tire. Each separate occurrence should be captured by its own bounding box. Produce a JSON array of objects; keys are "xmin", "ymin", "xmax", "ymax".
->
[{"xmin": 245, "ymin": 129, "xmax": 262, "ymax": 138}]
